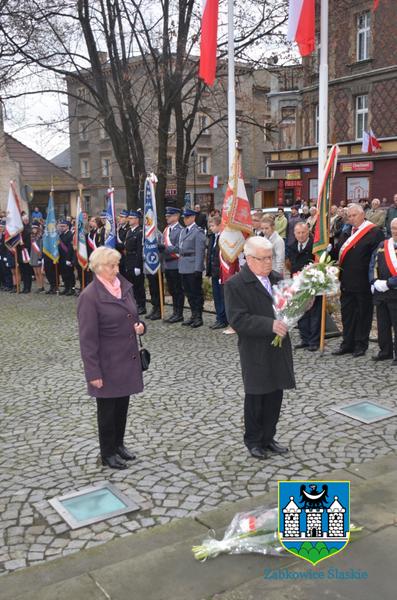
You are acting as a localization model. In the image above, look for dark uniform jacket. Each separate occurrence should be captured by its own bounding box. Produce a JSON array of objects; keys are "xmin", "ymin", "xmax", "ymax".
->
[
  {"xmin": 334, "ymin": 225, "xmax": 384, "ymax": 293},
  {"xmin": 224, "ymin": 264, "xmax": 296, "ymax": 395},
  {"xmin": 288, "ymin": 236, "xmax": 314, "ymax": 274},
  {"xmin": 206, "ymin": 233, "xmax": 221, "ymax": 279},
  {"xmin": 369, "ymin": 240, "xmax": 397, "ymax": 304},
  {"xmin": 59, "ymin": 230, "xmax": 74, "ymax": 263},
  {"xmin": 124, "ymin": 226, "xmax": 143, "ymax": 271}
]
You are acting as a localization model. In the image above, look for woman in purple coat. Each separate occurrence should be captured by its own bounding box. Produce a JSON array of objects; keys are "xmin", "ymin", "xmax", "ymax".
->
[{"xmin": 77, "ymin": 246, "xmax": 145, "ymax": 470}]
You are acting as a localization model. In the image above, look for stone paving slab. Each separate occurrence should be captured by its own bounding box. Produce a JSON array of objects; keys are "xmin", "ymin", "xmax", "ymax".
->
[{"xmin": 0, "ymin": 288, "xmax": 396, "ymax": 576}]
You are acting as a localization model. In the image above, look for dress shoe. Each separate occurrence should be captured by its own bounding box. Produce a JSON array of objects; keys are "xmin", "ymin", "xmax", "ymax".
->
[
  {"xmin": 191, "ymin": 318, "xmax": 203, "ymax": 328},
  {"xmin": 45, "ymin": 288, "xmax": 56, "ymax": 295},
  {"xmin": 182, "ymin": 317, "xmax": 195, "ymax": 326},
  {"xmin": 35, "ymin": 287, "xmax": 45, "ymax": 293},
  {"xmin": 353, "ymin": 350, "xmax": 366, "ymax": 358},
  {"xmin": 307, "ymin": 345, "xmax": 319, "ymax": 352},
  {"xmin": 149, "ymin": 310, "xmax": 161, "ymax": 321},
  {"xmin": 332, "ymin": 347, "xmax": 353, "ymax": 356},
  {"xmin": 294, "ymin": 343, "xmax": 309, "ymax": 350},
  {"xmin": 372, "ymin": 354, "xmax": 393, "ymax": 362},
  {"xmin": 22, "ymin": 289, "xmax": 31, "ymax": 294},
  {"xmin": 65, "ymin": 289, "xmax": 75, "ymax": 296},
  {"xmin": 249, "ymin": 447, "xmax": 268, "ymax": 460},
  {"xmin": 165, "ymin": 314, "xmax": 183, "ymax": 323},
  {"xmin": 267, "ymin": 440, "xmax": 289, "ymax": 454},
  {"xmin": 101, "ymin": 454, "xmax": 128, "ymax": 469},
  {"xmin": 210, "ymin": 322, "xmax": 228, "ymax": 330},
  {"xmin": 138, "ymin": 307, "xmax": 147, "ymax": 315},
  {"xmin": 116, "ymin": 445, "xmax": 136, "ymax": 461}
]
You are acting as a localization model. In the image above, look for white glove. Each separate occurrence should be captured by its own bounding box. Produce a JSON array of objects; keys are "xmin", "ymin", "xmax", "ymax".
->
[
  {"xmin": 374, "ymin": 280, "xmax": 389, "ymax": 293},
  {"xmin": 134, "ymin": 268, "xmax": 141, "ymax": 276},
  {"xmin": 371, "ymin": 284, "xmax": 375, "ymax": 295},
  {"xmin": 66, "ymin": 260, "xmax": 72, "ymax": 267}
]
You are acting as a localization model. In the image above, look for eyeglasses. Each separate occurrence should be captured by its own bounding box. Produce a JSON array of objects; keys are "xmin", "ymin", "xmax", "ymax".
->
[{"xmin": 249, "ymin": 255, "xmax": 272, "ymax": 263}]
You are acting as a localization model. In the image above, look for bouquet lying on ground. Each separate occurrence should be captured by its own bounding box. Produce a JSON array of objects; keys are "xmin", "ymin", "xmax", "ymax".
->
[
  {"xmin": 272, "ymin": 253, "xmax": 340, "ymax": 347},
  {"xmin": 192, "ymin": 505, "xmax": 363, "ymax": 561}
]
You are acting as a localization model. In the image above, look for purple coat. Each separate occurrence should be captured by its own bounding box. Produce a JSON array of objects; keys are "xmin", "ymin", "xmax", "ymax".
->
[{"xmin": 77, "ymin": 275, "xmax": 144, "ymax": 398}]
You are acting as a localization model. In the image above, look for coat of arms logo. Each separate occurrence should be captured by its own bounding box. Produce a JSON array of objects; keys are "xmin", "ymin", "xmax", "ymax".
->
[{"xmin": 278, "ymin": 480, "xmax": 350, "ymax": 565}]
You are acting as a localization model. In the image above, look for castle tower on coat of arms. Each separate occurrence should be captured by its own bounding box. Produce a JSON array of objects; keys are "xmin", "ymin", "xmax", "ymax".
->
[
  {"xmin": 282, "ymin": 497, "xmax": 301, "ymax": 538},
  {"xmin": 281, "ymin": 492, "xmax": 347, "ymax": 541},
  {"xmin": 327, "ymin": 496, "xmax": 346, "ymax": 537}
]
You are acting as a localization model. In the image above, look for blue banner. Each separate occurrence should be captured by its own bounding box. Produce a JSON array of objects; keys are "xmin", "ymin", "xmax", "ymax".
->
[
  {"xmin": 104, "ymin": 189, "xmax": 116, "ymax": 248},
  {"xmin": 42, "ymin": 194, "xmax": 59, "ymax": 263},
  {"xmin": 143, "ymin": 178, "xmax": 160, "ymax": 275}
]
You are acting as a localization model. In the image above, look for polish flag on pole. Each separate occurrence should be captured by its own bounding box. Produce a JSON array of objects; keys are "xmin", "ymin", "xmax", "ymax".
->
[
  {"xmin": 199, "ymin": 0, "xmax": 219, "ymax": 86},
  {"xmin": 362, "ymin": 129, "xmax": 382, "ymax": 153},
  {"xmin": 287, "ymin": 0, "xmax": 316, "ymax": 57},
  {"xmin": 210, "ymin": 175, "xmax": 218, "ymax": 189},
  {"xmin": 373, "ymin": 0, "xmax": 379, "ymax": 10}
]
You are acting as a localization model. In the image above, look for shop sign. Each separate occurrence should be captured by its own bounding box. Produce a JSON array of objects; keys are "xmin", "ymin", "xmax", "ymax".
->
[
  {"xmin": 284, "ymin": 180, "xmax": 303, "ymax": 188},
  {"xmin": 165, "ymin": 188, "xmax": 177, "ymax": 195},
  {"xmin": 340, "ymin": 162, "xmax": 373, "ymax": 173},
  {"xmin": 286, "ymin": 169, "xmax": 301, "ymax": 180}
]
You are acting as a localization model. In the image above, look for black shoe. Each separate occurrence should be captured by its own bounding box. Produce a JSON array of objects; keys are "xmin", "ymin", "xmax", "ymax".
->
[
  {"xmin": 116, "ymin": 445, "xmax": 136, "ymax": 461},
  {"xmin": 372, "ymin": 354, "xmax": 393, "ymax": 362},
  {"xmin": 65, "ymin": 289, "xmax": 75, "ymax": 296},
  {"xmin": 165, "ymin": 314, "xmax": 183, "ymax": 323},
  {"xmin": 9, "ymin": 286, "xmax": 17, "ymax": 293},
  {"xmin": 294, "ymin": 343, "xmax": 309, "ymax": 350},
  {"xmin": 59, "ymin": 289, "xmax": 68, "ymax": 296},
  {"xmin": 22, "ymin": 289, "xmax": 31, "ymax": 294},
  {"xmin": 138, "ymin": 307, "xmax": 147, "ymax": 315},
  {"xmin": 308, "ymin": 345, "xmax": 319, "ymax": 352},
  {"xmin": 35, "ymin": 287, "xmax": 45, "ymax": 293},
  {"xmin": 182, "ymin": 317, "xmax": 195, "ymax": 326},
  {"xmin": 101, "ymin": 454, "xmax": 128, "ymax": 469},
  {"xmin": 267, "ymin": 440, "xmax": 289, "ymax": 454},
  {"xmin": 332, "ymin": 347, "xmax": 353, "ymax": 356},
  {"xmin": 191, "ymin": 318, "xmax": 203, "ymax": 328},
  {"xmin": 149, "ymin": 310, "xmax": 161, "ymax": 321},
  {"xmin": 45, "ymin": 288, "xmax": 56, "ymax": 295},
  {"xmin": 353, "ymin": 350, "xmax": 366, "ymax": 358},
  {"xmin": 249, "ymin": 447, "xmax": 268, "ymax": 460},
  {"xmin": 210, "ymin": 322, "xmax": 228, "ymax": 330}
]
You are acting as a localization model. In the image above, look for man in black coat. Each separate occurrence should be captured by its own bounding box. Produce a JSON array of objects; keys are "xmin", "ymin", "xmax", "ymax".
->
[
  {"xmin": 17, "ymin": 215, "xmax": 33, "ymax": 293},
  {"xmin": 288, "ymin": 222, "xmax": 321, "ymax": 351},
  {"xmin": 206, "ymin": 215, "xmax": 227, "ymax": 329},
  {"xmin": 58, "ymin": 219, "xmax": 76, "ymax": 296},
  {"xmin": 224, "ymin": 236, "xmax": 295, "ymax": 461},
  {"xmin": 124, "ymin": 210, "xmax": 146, "ymax": 314},
  {"xmin": 332, "ymin": 203, "xmax": 384, "ymax": 357}
]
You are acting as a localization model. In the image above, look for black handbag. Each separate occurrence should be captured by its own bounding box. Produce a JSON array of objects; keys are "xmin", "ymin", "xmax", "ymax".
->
[{"xmin": 138, "ymin": 335, "xmax": 151, "ymax": 371}]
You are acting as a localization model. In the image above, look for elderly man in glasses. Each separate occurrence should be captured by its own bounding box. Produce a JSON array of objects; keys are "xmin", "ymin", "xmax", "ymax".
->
[{"xmin": 224, "ymin": 236, "xmax": 295, "ymax": 461}]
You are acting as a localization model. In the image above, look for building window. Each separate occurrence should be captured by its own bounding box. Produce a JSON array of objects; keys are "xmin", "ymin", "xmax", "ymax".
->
[
  {"xmin": 314, "ymin": 104, "xmax": 319, "ymax": 145},
  {"xmin": 357, "ymin": 12, "xmax": 371, "ymax": 62},
  {"xmin": 355, "ymin": 94, "xmax": 368, "ymax": 140},
  {"xmin": 99, "ymin": 124, "xmax": 108, "ymax": 140},
  {"xmin": 198, "ymin": 155, "xmax": 210, "ymax": 175},
  {"xmin": 80, "ymin": 158, "xmax": 90, "ymax": 178},
  {"xmin": 198, "ymin": 113, "xmax": 209, "ymax": 132},
  {"xmin": 101, "ymin": 157, "xmax": 112, "ymax": 178},
  {"xmin": 264, "ymin": 120, "xmax": 272, "ymax": 142},
  {"xmin": 77, "ymin": 87, "xmax": 89, "ymax": 103},
  {"xmin": 279, "ymin": 107, "xmax": 296, "ymax": 149},
  {"xmin": 83, "ymin": 195, "xmax": 91, "ymax": 213},
  {"xmin": 166, "ymin": 156, "xmax": 174, "ymax": 175},
  {"xmin": 79, "ymin": 121, "xmax": 88, "ymax": 141}
]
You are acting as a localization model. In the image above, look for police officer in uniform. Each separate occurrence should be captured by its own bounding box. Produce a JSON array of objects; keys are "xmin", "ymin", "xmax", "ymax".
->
[
  {"xmin": 58, "ymin": 219, "xmax": 76, "ymax": 296},
  {"xmin": 369, "ymin": 217, "xmax": 397, "ymax": 364},
  {"xmin": 0, "ymin": 220, "xmax": 13, "ymax": 291},
  {"xmin": 116, "ymin": 209, "xmax": 130, "ymax": 277},
  {"xmin": 161, "ymin": 206, "xmax": 185, "ymax": 323},
  {"xmin": 124, "ymin": 210, "xmax": 146, "ymax": 314},
  {"xmin": 178, "ymin": 208, "xmax": 206, "ymax": 328}
]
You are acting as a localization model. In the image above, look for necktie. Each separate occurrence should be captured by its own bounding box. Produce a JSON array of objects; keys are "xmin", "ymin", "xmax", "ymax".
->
[
  {"xmin": 262, "ymin": 276, "xmax": 273, "ymax": 296},
  {"xmin": 352, "ymin": 227, "xmax": 358, "ymax": 234},
  {"xmin": 299, "ymin": 243, "xmax": 303, "ymax": 252}
]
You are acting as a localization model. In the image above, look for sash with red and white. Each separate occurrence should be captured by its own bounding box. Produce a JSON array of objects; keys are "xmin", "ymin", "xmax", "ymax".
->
[
  {"xmin": 163, "ymin": 226, "xmax": 178, "ymax": 259},
  {"xmin": 31, "ymin": 240, "xmax": 41, "ymax": 256},
  {"xmin": 339, "ymin": 220, "xmax": 376, "ymax": 265},
  {"xmin": 384, "ymin": 237, "xmax": 397, "ymax": 277},
  {"xmin": 87, "ymin": 232, "xmax": 97, "ymax": 251}
]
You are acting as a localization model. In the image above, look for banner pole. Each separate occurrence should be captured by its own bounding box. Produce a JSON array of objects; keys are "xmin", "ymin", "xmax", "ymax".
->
[
  {"xmin": 82, "ymin": 267, "xmax": 85, "ymax": 290},
  {"xmin": 158, "ymin": 269, "xmax": 164, "ymax": 319},
  {"xmin": 320, "ymin": 296, "xmax": 327, "ymax": 353},
  {"xmin": 55, "ymin": 262, "xmax": 59, "ymax": 291},
  {"xmin": 15, "ymin": 250, "xmax": 20, "ymax": 293}
]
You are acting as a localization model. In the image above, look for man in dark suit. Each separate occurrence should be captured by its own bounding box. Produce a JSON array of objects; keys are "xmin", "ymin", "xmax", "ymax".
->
[
  {"xmin": 224, "ymin": 236, "xmax": 295, "ymax": 460},
  {"xmin": 288, "ymin": 222, "xmax": 321, "ymax": 351},
  {"xmin": 332, "ymin": 203, "xmax": 384, "ymax": 357},
  {"xmin": 206, "ymin": 215, "xmax": 228, "ymax": 329},
  {"xmin": 58, "ymin": 219, "xmax": 76, "ymax": 296},
  {"xmin": 124, "ymin": 210, "xmax": 146, "ymax": 314}
]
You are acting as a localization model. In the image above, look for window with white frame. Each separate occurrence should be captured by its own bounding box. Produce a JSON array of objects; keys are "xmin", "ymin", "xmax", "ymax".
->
[
  {"xmin": 166, "ymin": 156, "xmax": 174, "ymax": 175},
  {"xmin": 198, "ymin": 113, "xmax": 209, "ymax": 132},
  {"xmin": 79, "ymin": 121, "xmax": 88, "ymax": 141},
  {"xmin": 357, "ymin": 12, "xmax": 371, "ymax": 62},
  {"xmin": 83, "ymin": 195, "xmax": 91, "ymax": 212},
  {"xmin": 355, "ymin": 94, "xmax": 368, "ymax": 140},
  {"xmin": 314, "ymin": 104, "xmax": 319, "ymax": 145},
  {"xmin": 198, "ymin": 155, "xmax": 210, "ymax": 175},
  {"xmin": 263, "ymin": 120, "xmax": 272, "ymax": 142},
  {"xmin": 101, "ymin": 157, "xmax": 111, "ymax": 178},
  {"xmin": 99, "ymin": 124, "xmax": 108, "ymax": 140},
  {"xmin": 80, "ymin": 158, "xmax": 90, "ymax": 178}
]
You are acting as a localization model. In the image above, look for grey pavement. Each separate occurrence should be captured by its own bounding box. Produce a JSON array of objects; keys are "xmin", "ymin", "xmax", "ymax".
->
[{"xmin": 0, "ymin": 285, "xmax": 396, "ymax": 582}]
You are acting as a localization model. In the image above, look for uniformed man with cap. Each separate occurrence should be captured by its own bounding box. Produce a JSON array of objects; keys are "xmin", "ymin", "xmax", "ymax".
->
[
  {"xmin": 116, "ymin": 209, "xmax": 130, "ymax": 277},
  {"xmin": 160, "ymin": 206, "xmax": 185, "ymax": 323},
  {"xmin": 124, "ymin": 210, "xmax": 146, "ymax": 314},
  {"xmin": 178, "ymin": 208, "xmax": 206, "ymax": 327},
  {"xmin": 58, "ymin": 219, "xmax": 76, "ymax": 296}
]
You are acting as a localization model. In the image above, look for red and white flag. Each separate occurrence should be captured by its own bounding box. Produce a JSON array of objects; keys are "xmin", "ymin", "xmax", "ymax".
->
[
  {"xmin": 373, "ymin": 0, "xmax": 379, "ymax": 10},
  {"xmin": 210, "ymin": 175, "xmax": 218, "ymax": 189},
  {"xmin": 362, "ymin": 129, "xmax": 382, "ymax": 154},
  {"xmin": 199, "ymin": 0, "xmax": 219, "ymax": 86},
  {"xmin": 287, "ymin": 0, "xmax": 315, "ymax": 57}
]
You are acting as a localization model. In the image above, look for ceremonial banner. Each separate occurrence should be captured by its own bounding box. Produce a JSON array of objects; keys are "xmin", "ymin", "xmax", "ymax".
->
[
  {"xmin": 313, "ymin": 144, "xmax": 340, "ymax": 255},
  {"xmin": 287, "ymin": 0, "xmax": 316, "ymax": 57},
  {"xmin": 199, "ymin": 0, "xmax": 219, "ymax": 86},
  {"xmin": 74, "ymin": 195, "xmax": 88, "ymax": 269},
  {"xmin": 104, "ymin": 188, "xmax": 116, "ymax": 248},
  {"xmin": 5, "ymin": 182, "xmax": 23, "ymax": 250},
  {"xmin": 42, "ymin": 193, "xmax": 59, "ymax": 263},
  {"xmin": 220, "ymin": 150, "xmax": 253, "ymax": 281},
  {"xmin": 143, "ymin": 177, "xmax": 160, "ymax": 275}
]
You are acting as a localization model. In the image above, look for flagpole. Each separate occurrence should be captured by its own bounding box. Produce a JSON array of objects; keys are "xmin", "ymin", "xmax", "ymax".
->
[
  {"xmin": 227, "ymin": 0, "xmax": 236, "ymax": 175},
  {"xmin": 317, "ymin": 0, "xmax": 329, "ymax": 354}
]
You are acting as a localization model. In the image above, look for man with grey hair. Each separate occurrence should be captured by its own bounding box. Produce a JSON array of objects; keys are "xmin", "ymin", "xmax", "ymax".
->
[
  {"xmin": 366, "ymin": 198, "xmax": 386, "ymax": 229},
  {"xmin": 224, "ymin": 236, "xmax": 295, "ymax": 461},
  {"xmin": 332, "ymin": 203, "xmax": 384, "ymax": 357}
]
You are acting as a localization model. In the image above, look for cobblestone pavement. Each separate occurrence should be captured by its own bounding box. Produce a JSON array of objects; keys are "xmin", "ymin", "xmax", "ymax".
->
[{"xmin": 0, "ymin": 286, "xmax": 396, "ymax": 575}]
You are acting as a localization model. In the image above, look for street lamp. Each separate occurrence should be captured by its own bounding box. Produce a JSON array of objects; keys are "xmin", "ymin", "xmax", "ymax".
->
[{"xmin": 191, "ymin": 149, "xmax": 197, "ymax": 205}]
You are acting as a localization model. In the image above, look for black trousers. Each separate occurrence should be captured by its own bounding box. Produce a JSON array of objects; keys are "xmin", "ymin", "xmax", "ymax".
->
[
  {"xmin": 165, "ymin": 269, "xmax": 184, "ymax": 315},
  {"xmin": 44, "ymin": 256, "xmax": 57, "ymax": 288},
  {"xmin": 125, "ymin": 271, "xmax": 146, "ymax": 309},
  {"xmin": 59, "ymin": 263, "xmax": 76, "ymax": 290},
  {"xmin": 298, "ymin": 296, "xmax": 322, "ymax": 346},
  {"xmin": 181, "ymin": 272, "xmax": 204, "ymax": 315},
  {"xmin": 96, "ymin": 396, "xmax": 130, "ymax": 458},
  {"xmin": 340, "ymin": 290, "xmax": 373, "ymax": 352},
  {"xmin": 376, "ymin": 300, "xmax": 397, "ymax": 358},
  {"xmin": 244, "ymin": 390, "xmax": 283, "ymax": 449},
  {"xmin": 146, "ymin": 273, "xmax": 164, "ymax": 311},
  {"xmin": 20, "ymin": 262, "xmax": 33, "ymax": 291}
]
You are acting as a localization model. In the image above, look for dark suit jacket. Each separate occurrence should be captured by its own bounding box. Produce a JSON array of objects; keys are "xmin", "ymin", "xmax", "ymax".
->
[
  {"xmin": 124, "ymin": 226, "xmax": 143, "ymax": 271},
  {"xmin": 206, "ymin": 233, "xmax": 221, "ymax": 279},
  {"xmin": 288, "ymin": 237, "xmax": 314, "ymax": 274},
  {"xmin": 224, "ymin": 264, "xmax": 295, "ymax": 395}
]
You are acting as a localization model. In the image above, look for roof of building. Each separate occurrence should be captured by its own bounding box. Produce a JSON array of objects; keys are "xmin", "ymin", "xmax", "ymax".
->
[
  {"xmin": 50, "ymin": 147, "xmax": 71, "ymax": 170},
  {"xmin": 327, "ymin": 496, "xmax": 345, "ymax": 513},
  {"xmin": 4, "ymin": 134, "xmax": 77, "ymax": 192},
  {"xmin": 283, "ymin": 497, "xmax": 301, "ymax": 513}
]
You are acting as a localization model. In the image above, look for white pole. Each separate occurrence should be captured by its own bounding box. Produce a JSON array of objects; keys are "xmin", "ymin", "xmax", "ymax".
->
[
  {"xmin": 227, "ymin": 0, "xmax": 236, "ymax": 175},
  {"xmin": 318, "ymin": 0, "xmax": 329, "ymax": 178}
]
